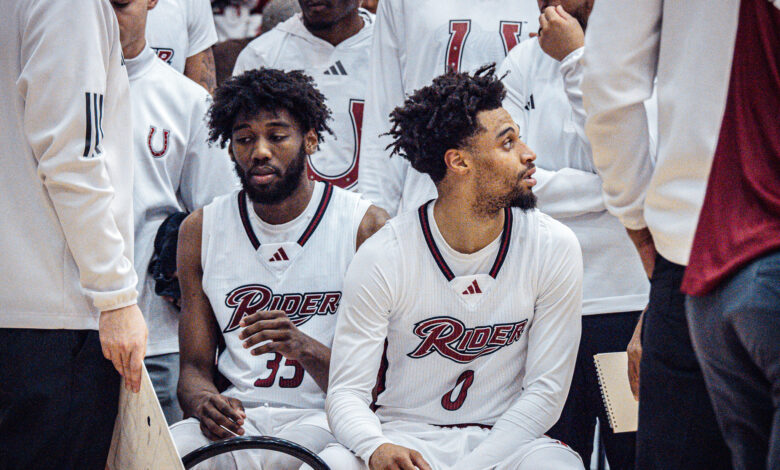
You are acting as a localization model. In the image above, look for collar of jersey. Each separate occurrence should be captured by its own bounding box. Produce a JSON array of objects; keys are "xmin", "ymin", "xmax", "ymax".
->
[
  {"xmin": 418, "ymin": 201, "xmax": 513, "ymax": 282},
  {"xmin": 238, "ymin": 183, "xmax": 334, "ymax": 250},
  {"xmin": 124, "ymin": 46, "xmax": 157, "ymax": 82}
]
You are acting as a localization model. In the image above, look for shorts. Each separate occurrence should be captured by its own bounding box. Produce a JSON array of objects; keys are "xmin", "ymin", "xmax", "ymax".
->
[
  {"xmin": 305, "ymin": 420, "xmax": 584, "ymax": 470},
  {"xmin": 170, "ymin": 405, "xmax": 334, "ymax": 470}
]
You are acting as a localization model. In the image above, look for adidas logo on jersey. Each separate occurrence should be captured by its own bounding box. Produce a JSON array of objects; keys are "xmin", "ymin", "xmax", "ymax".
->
[
  {"xmin": 461, "ymin": 279, "xmax": 482, "ymax": 295},
  {"xmin": 323, "ymin": 60, "xmax": 348, "ymax": 76},
  {"xmin": 408, "ymin": 316, "xmax": 528, "ymax": 363},
  {"xmin": 268, "ymin": 247, "xmax": 290, "ymax": 262}
]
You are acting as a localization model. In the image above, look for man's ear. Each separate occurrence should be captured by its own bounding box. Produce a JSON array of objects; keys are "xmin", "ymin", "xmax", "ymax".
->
[
  {"xmin": 304, "ymin": 129, "xmax": 319, "ymax": 155},
  {"xmin": 148, "ymin": 0, "xmax": 159, "ymax": 10},
  {"xmin": 443, "ymin": 147, "xmax": 470, "ymax": 177}
]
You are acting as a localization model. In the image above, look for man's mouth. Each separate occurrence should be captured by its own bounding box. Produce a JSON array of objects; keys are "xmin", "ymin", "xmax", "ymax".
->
[
  {"xmin": 305, "ymin": 0, "xmax": 330, "ymax": 11},
  {"xmin": 522, "ymin": 167, "xmax": 536, "ymax": 187},
  {"xmin": 249, "ymin": 166, "xmax": 278, "ymax": 185}
]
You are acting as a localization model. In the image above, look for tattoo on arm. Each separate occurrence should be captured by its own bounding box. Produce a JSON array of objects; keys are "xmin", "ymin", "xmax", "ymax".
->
[{"xmin": 185, "ymin": 48, "xmax": 217, "ymax": 95}]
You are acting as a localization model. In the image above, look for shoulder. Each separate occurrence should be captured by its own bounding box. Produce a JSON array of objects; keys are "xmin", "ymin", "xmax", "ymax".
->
[
  {"xmin": 151, "ymin": 56, "xmax": 209, "ymax": 100},
  {"xmin": 179, "ymin": 207, "xmax": 204, "ymax": 251},
  {"xmin": 500, "ymin": 39, "xmax": 539, "ymax": 81},
  {"xmin": 534, "ymin": 210, "xmax": 582, "ymax": 258},
  {"xmin": 357, "ymin": 204, "xmax": 390, "ymax": 249},
  {"xmin": 350, "ymin": 221, "xmax": 401, "ymax": 275},
  {"xmin": 235, "ymin": 28, "xmax": 288, "ymax": 69}
]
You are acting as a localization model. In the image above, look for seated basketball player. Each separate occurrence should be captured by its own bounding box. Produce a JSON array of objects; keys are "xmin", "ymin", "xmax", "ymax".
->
[
  {"xmin": 314, "ymin": 65, "xmax": 585, "ymax": 470},
  {"xmin": 170, "ymin": 68, "xmax": 387, "ymax": 469}
]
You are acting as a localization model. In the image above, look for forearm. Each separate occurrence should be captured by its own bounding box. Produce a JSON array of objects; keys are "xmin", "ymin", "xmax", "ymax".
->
[
  {"xmin": 296, "ymin": 338, "xmax": 331, "ymax": 393},
  {"xmin": 534, "ymin": 167, "xmax": 606, "ymax": 218},
  {"xmin": 184, "ymin": 48, "xmax": 217, "ymax": 94},
  {"xmin": 178, "ymin": 362, "xmax": 221, "ymax": 418}
]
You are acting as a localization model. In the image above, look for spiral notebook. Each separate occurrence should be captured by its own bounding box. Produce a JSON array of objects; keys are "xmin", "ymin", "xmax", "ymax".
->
[{"xmin": 594, "ymin": 351, "xmax": 638, "ymax": 433}]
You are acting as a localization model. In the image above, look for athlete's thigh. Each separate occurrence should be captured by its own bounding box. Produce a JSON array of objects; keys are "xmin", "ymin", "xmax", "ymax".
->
[
  {"xmin": 169, "ymin": 418, "xmax": 240, "ymax": 470},
  {"xmin": 263, "ymin": 423, "xmax": 336, "ymax": 470},
  {"xmin": 500, "ymin": 437, "xmax": 584, "ymax": 470},
  {"xmin": 301, "ymin": 443, "xmax": 366, "ymax": 470}
]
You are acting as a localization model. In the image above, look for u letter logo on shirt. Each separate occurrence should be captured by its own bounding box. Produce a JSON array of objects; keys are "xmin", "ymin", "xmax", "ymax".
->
[{"xmin": 148, "ymin": 126, "xmax": 170, "ymax": 158}]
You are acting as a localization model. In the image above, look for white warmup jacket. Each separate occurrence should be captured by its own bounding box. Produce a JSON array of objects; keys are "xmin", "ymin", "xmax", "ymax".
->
[
  {"xmin": 146, "ymin": 0, "xmax": 218, "ymax": 74},
  {"xmin": 582, "ymin": 0, "xmax": 741, "ymax": 265},
  {"xmin": 0, "ymin": 0, "xmax": 137, "ymax": 329},
  {"xmin": 128, "ymin": 46, "xmax": 236, "ymax": 356},
  {"xmin": 358, "ymin": 0, "xmax": 540, "ymax": 215},
  {"xmin": 234, "ymin": 10, "xmax": 374, "ymax": 190},
  {"xmin": 499, "ymin": 41, "xmax": 651, "ymax": 315}
]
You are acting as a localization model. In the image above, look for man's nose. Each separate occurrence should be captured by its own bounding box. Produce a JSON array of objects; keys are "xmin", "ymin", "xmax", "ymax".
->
[{"xmin": 252, "ymin": 138, "xmax": 273, "ymax": 163}]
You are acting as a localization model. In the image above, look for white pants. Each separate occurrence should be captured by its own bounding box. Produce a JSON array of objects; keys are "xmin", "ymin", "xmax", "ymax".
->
[
  {"xmin": 170, "ymin": 406, "xmax": 335, "ymax": 470},
  {"xmin": 302, "ymin": 421, "xmax": 583, "ymax": 470}
]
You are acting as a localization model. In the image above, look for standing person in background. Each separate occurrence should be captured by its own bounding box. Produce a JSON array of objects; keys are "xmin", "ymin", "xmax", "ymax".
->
[
  {"xmin": 234, "ymin": 0, "xmax": 373, "ymax": 190},
  {"xmin": 680, "ymin": 2, "xmax": 779, "ymax": 469},
  {"xmin": 582, "ymin": 0, "xmax": 739, "ymax": 468},
  {"xmin": 0, "ymin": 0, "xmax": 147, "ymax": 468},
  {"xmin": 499, "ymin": 0, "xmax": 651, "ymax": 467},
  {"xmin": 147, "ymin": 0, "xmax": 219, "ymax": 93},
  {"xmin": 111, "ymin": 0, "xmax": 237, "ymax": 424},
  {"xmin": 358, "ymin": 0, "xmax": 540, "ymax": 214}
]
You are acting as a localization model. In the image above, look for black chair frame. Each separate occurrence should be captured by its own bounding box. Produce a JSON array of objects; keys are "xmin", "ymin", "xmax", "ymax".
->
[{"xmin": 181, "ymin": 435, "xmax": 331, "ymax": 470}]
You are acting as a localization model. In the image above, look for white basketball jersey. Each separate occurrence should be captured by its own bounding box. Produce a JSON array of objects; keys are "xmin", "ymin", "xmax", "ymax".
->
[
  {"xmin": 374, "ymin": 203, "xmax": 569, "ymax": 426},
  {"xmin": 202, "ymin": 182, "xmax": 370, "ymax": 409},
  {"xmin": 234, "ymin": 11, "xmax": 373, "ymax": 189}
]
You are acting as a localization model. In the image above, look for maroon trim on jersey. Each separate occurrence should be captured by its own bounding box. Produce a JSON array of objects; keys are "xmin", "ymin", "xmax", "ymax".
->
[
  {"xmin": 238, "ymin": 190, "xmax": 261, "ymax": 250},
  {"xmin": 237, "ymin": 184, "xmax": 334, "ymax": 250},
  {"xmin": 370, "ymin": 340, "xmax": 389, "ymax": 412},
  {"xmin": 418, "ymin": 201, "xmax": 456, "ymax": 281},
  {"xmin": 489, "ymin": 209, "xmax": 513, "ymax": 278},
  {"xmin": 419, "ymin": 201, "xmax": 513, "ymax": 282},
  {"xmin": 297, "ymin": 183, "xmax": 333, "ymax": 246}
]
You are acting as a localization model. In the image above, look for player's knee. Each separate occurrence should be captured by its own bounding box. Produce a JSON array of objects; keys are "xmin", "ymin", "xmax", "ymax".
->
[
  {"xmin": 515, "ymin": 443, "xmax": 584, "ymax": 470},
  {"xmin": 302, "ymin": 444, "xmax": 365, "ymax": 470}
]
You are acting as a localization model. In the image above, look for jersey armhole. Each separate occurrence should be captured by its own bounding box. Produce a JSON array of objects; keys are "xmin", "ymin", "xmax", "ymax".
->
[{"xmin": 200, "ymin": 203, "xmax": 214, "ymax": 272}]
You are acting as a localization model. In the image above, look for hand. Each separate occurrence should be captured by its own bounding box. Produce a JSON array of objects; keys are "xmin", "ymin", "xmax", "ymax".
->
[
  {"xmin": 369, "ymin": 443, "xmax": 432, "ymax": 470},
  {"xmin": 627, "ymin": 309, "xmax": 645, "ymax": 401},
  {"xmin": 99, "ymin": 304, "xmax": 148, "ymax": 393},
  {"xmin": 533, "ymin": 5, "xmax": 585, "ymax": 61},
  {"xmin": 625, "ymin": 227, "xmax": 657, "ymax": 279},
  {"xmin": 238, "ymin": 310, "xmax": 312, "ymax": 361},
  {"xmin": 194, "ymin": 392, "xmax": 247, "ymax": 440}
]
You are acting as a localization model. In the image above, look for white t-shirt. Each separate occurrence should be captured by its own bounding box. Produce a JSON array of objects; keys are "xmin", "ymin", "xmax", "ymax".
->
[
  {"xmin": 358, "ymin": 0, "xmax": 540, "ymax": 215},
  {"xmin": 146, "ymin": 0, "xmax": 218, "ymax": 73},
  {"xmin": 126, "ymin": 46, "xmax": 237, "ymax": 355},
  {"xmin": 499, "ymin": 40, "xmax": 650, "ymax": 315},
  {"xmin": 202, "ymin": 183, "xmax": 371, "ymax": 409},
  {"xmin": 327, "ymin": 202, "xmax": 582, "ymax": 467},
  {"xmin": 1, "ymin": 0, "xmax": 136, "ymax": 328},
  {"xmin": 234, "ymin": 11, "xmax": 374, "ymax": 190}
]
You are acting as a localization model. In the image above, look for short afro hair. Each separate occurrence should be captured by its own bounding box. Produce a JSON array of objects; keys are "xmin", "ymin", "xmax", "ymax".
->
[
  {"xmin": 207, "ymin": 68, "xmax": 332, "ymax": 148},
  {"xmin": 385, "ymin": 64, "xmax": 506, "ymax": 183}
]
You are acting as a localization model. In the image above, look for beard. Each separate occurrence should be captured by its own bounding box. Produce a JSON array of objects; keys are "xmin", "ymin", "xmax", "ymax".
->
[
  {"xmin": 234, "ymin": 144, "xmax": 307, "ymax": 205},
  {"xmin": 474, "ymin": 163, "xmax": 537, "ymax": 215}
]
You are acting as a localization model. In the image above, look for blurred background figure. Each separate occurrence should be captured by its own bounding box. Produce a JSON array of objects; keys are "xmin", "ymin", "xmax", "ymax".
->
[
  {"xmin": 234, "ymin": 0, "xmax": 374, "ymax": 190},
  {"xmin": 0, "ymin": 1, "xmax": 147, "ymax": 468},
  {"xmin": 147, "ymin": 0, "xmax": 219, "ymax": 93}
]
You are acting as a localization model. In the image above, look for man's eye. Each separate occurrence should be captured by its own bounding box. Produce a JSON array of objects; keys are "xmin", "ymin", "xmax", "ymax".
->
[
  {"xmin": 270, "ymin": 134, "xmax": 288, "ymax": 142},
  {"xmin": 503, "ymin": 139, "xmax": 513, "ymax": 149},
  {"xmin": 235, "ymin": 136, "xmax": 253, "ymax": 144}
]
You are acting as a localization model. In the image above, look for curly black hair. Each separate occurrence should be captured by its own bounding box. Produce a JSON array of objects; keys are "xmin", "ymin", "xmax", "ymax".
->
[
  {"xmin": 207, "ymin": 68, "xmax": 332, "ymax": 148},
  {"xmin": 385, "ymin": 64, "xmax": 506, "ymax": 183}
]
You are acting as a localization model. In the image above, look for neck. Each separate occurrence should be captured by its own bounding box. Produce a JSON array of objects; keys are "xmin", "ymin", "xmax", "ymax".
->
[
  {"xmin": 433, "ymin": 185, "xmax": 505, "ymax": 254},
  {"xmin": 251, "ymin": 175, "xmax": 315, "ymax": 225},
  {"xmin": 122, "ymin": 38, "xmax": 146, "ymax": 60},
  {"xmin": 307, "ymin": 10, "xmax": 363, "ymax": 46}
]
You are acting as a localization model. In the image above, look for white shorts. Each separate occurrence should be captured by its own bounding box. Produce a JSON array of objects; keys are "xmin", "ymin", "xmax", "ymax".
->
[
  {"xmin": 170, "ymin": 406, "xmax": 335, "ymax": 470},
  {"xmin": 303, "ymin": 420, "xmax": 583, "ymax": 470}
]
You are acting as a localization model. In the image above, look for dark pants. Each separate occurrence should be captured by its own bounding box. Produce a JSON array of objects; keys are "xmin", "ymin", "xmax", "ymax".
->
[
  {"xmin": 0, "ymin": 329, "xmax": 119, "ymax": 470},
  {"xmin": 636, "ymin": 255, "xmax": 731, "ymax": 470},
  {"xmin": 548, "ymin": 311, "xmax": 640, "ymax": 470},
  {"xmin": 686, "ymin": 250, "xmax": 780, "ymax": 470}
]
